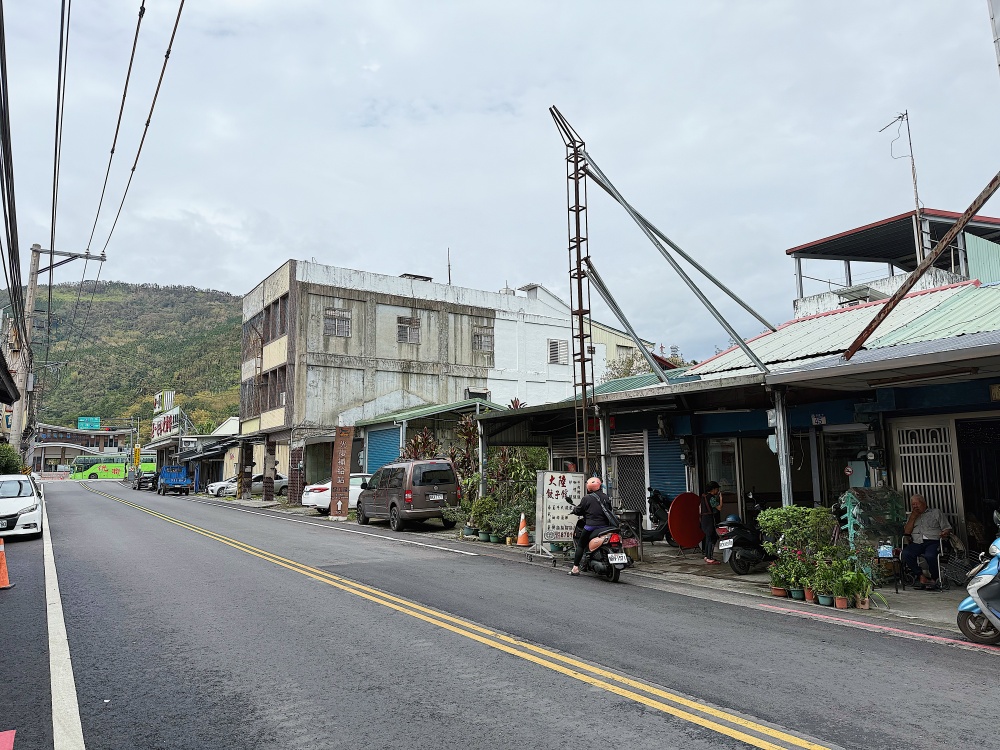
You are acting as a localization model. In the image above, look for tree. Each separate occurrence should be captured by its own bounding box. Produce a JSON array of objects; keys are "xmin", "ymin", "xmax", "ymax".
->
[
  {"xmin": 0, "ymin": 443, "xmax": 24, "ymax": 474},
  {"xmin": 600, "ymin": 350, "xmax": 652, "ymax": 384}
]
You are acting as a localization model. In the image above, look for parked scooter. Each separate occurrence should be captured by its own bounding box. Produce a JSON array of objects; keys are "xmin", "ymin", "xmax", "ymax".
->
[
  {"xmin": 573, "ymin": 518, "xmax": 633, "ymax": 583},
  {"xmin": 642, "ymin": 488, "xmax": 675, "ymax": 545},
  {"xmin": 716, "ymin": 501, "xmax": 775, "ymax": 575},
  {"xmin": 957, "ymin": 509, "xmax": 1000, "ymax": 645}
]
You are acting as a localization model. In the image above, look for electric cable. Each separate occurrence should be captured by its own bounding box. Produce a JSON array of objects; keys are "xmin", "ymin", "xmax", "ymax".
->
[
  {"xmin": 98, "ymin": 0, "xmax": 186, "ymax": 255},
  {"xmin": 63, "ymin": 0, "xmax": 146, "ymax": 365}
]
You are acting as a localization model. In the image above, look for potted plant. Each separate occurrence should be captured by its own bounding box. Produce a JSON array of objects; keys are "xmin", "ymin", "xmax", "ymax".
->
[
  {"xmin": 811, "ymin": 560, "xmax": 835, "ymax": 606},
  {"xmin": 833, "ymin": 566, "xmax": 856, "ymax": 609},
  {"xmin": 801, "ymin": 574, "xmax": 815, "ymax": 603},
  {"xmin": 786, "ymin": 554, "xmax": 811, "ymax": 601},
  {"xmin": 768, "ymin": 559, "xmax": 790, "ymax": 597}
]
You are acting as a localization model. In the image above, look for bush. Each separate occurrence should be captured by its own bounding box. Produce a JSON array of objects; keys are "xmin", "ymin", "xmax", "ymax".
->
[{"xmin": 0, "ymin": 444, "xmax": 23, "ymax": 474}]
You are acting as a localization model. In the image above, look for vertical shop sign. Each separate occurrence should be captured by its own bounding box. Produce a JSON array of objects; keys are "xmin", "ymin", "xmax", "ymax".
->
[{"xmin": 330, "ymin": 426, "xmax": 354, "ymax": 517}]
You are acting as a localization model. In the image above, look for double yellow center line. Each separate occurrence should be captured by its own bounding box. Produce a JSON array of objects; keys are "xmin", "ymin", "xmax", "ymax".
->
[{"xmin": 83, "ymin": 484, "xmax": 836, "ymax": 750}]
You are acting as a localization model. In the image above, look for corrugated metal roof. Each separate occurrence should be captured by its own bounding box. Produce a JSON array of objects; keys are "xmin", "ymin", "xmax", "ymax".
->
[
  {"xmin": 690, "ymin": 283, "xmax": 972, "ymax": 376},
  {"xmin": 869, "ymin": 285, "xmax": 1000, "ymax": 347},
  {"xmin": 355, "ymin": 398, "xmax": 506, "ymax": 427}
]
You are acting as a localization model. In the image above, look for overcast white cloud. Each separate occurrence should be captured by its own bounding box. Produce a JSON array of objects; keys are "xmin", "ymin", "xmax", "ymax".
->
[{"xmin": 7, "ymin": 1, "xmax": 1000, "ymax": 360}]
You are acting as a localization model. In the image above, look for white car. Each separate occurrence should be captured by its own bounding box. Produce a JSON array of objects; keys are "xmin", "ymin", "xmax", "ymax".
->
[
  {"xmin": 219, "ymin": 473, "xmax": 289, "ymax": 497},
  {"xmin": 0, "ymin": 474, "xmax": 43, "ymax": 539},
  {"xmin": 207, "ymin": 477, "xmax": 237, "ymax": 496},
  {"xmin": 302, "ymin": 474, "xmax": 370, "ymax": 515}
]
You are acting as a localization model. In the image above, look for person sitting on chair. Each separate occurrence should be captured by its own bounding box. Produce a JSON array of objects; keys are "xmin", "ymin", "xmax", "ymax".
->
[{"xmin": 901, "ymin": 494, "xmax": 952, "ymax": 591}]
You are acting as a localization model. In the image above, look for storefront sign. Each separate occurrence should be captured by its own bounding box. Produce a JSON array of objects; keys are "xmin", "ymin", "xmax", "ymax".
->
[
  {"xmin": 153, "ymin": 390, "xmax": 175, "ymax": 415},
  {"xmin": 77, "ymin": 416, "xmax": 101, "ymax": 430},
  {"xmin": 991, "ymin": 384, "xmax": 1000, "ymax": 402},
  {"xmin": 330, "ymin": 426, "xmax": 354, "ymax": 517},
  {"xmin": 536, "ymin": 471, "xmax": 585, "ymax": 543},
  {"xmin": 151, "ymin": 407, "xmax": 181, "ymax": 439}
]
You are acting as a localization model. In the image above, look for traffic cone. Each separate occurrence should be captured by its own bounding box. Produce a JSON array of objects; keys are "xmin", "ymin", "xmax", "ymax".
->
[
  {"xmin": 0, "ymin": 538, "xmax": 14, "ymax": 590},
  {"xmin": 516, "ymin": 513, "xmax": 530, "ymax": 547}
]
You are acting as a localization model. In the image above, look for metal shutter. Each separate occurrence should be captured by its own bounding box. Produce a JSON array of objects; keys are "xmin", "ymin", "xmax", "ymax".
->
[
  {"xmin": 647, "ymin": 432, "xmax": 687, "ymax": 499},
  {"xmin": 366, "ymin": 427, "xmax": 401, "ymax": 473},
  {"xmin": 609, "ymin": 432, "xmax": 644, "ymax": 454}
]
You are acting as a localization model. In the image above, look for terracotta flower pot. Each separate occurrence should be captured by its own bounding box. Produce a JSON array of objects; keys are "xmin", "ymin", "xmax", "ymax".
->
[
  {"xmin": 856, "ymin": 597, "xmax": 870, "ymax": 610},
  {"xmin": 834, "ymin": 595, "xmax": 850, "ymax": 609},
  {"xmin": 770, "ymin": 586, "xmax": 788, "ymax": 597},
  {"xmin": 804, "ymin": 587, "xmax": 816, "ymax": 603}
]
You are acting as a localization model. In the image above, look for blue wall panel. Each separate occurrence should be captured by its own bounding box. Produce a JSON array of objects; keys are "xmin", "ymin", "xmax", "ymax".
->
[
  {"xmin": 366, "ymin": 427, "xmax": 401, "ymax": 473},
  {"xmin": 647, "ymin": 432, "xmax": 687, "ymax": 499}
]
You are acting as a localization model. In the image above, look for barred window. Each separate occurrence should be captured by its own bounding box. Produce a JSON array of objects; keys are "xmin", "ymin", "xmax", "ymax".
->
[
  {"xmin": 324, "ymin": 308, "xmax": 351, "ymax": 338},
  {"xmin": 548, "ymin": 339, "xmax": 569, "ymax": 365},
  {"xmin": 472, "ymin": 325, "xmax": 494, "ymax": 352},
  {"xmin": 397, "ymin": 316, "xmax": 420, "ymax": 344}
]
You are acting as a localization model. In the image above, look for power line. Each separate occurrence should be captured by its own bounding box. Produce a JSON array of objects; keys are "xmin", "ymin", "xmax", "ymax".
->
[
  {"xmin": 99, "ymin": 0, "xmax": 186, "ymax": 255},
  {"xmin": 45, "ymin": 0, "xmax": 74, "ymax": 372},
  {"xmin": 0, "ymin": 0, "xmax": 27, "ymax": 345},
  {"xmin": 65, "ymin": 0, "xmax": 147, "ymax": 361}
]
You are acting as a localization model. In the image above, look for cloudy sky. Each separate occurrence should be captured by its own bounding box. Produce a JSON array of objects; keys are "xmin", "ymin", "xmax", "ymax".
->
[{"xmin": 7, "ymin": 1, "xmax": 1000, "ymax": 361}]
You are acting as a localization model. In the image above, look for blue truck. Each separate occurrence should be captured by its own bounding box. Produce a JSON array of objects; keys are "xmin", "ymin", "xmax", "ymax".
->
[{"xmin": 157, "ymin": 465, "xmax": 193, "ymax": 496}]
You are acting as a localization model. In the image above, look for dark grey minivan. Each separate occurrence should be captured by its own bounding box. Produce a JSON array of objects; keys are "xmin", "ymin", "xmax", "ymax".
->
[{"xmin": 356, "ymin": 459, "xmax": 461, "ymax": 531}]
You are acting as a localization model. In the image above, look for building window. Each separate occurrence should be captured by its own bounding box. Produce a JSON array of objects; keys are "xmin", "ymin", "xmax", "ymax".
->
[
  {"xmin": 473, "ymin": 325, "xmax": 494, "ymax": 352},
  {"xmin": 616, "ymin": 344, "xmax": 636, "ymax": 360},
  {"xmin": 397, "ymin": 316, "xmax": 420, "ymax": 344},
  {"xmin": 548, "ymin": 339, "xmax": 569, "ymax": 365},
  {"xmin": 324, "ymin": 308, "xmax": 351, "ymax": 338}
]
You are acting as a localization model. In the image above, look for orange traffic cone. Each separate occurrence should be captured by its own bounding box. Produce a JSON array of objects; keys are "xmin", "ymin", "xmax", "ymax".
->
[
  {"xmin": 516, "ymin": 513, "xmax": 530, "ymax": 547},
  {"xmin": 0, "ymin": 538, "xmax": 14, "ymax": 590}
]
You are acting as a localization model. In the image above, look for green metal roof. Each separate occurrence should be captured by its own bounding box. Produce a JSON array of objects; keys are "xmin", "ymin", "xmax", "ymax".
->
[
  {"xmin": 355, "ymin": 398, "xmax": 506, "ymax": 427},
  {"xmin": 869, "ymin": 285, "xmax": 1000, "ymax": 347}
]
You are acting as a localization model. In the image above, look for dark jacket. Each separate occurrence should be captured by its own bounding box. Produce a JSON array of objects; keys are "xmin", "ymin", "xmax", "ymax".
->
[{"xmin": 572, "ymin": 490, "xmax": 615, "ymax": 528}]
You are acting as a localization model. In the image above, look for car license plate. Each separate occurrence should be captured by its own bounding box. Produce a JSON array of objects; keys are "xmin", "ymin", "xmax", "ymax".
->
[
  {"xmin": 718, "ymin": 539, "xmax": 734, "ymax": 549},
  {"xmin": 428, "ymin": 493, "xmax": 444, "ymax": 501},
  {"xmin": 0, "ymin": 520, "xmax": 6, "ymax": 529},
  {"xmin": 607, "ymin": 552, "xmax": 628, "ymax": 564}
]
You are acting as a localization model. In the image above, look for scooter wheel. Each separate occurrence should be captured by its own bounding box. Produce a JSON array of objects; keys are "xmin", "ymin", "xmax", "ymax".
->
[
  {"xmin": 729, "ymin": 551, "xmax": 754, "ymax": 576},
  {"xmin": 957, "ymin": 611, "xmax": 1000, "ymax": 644}
]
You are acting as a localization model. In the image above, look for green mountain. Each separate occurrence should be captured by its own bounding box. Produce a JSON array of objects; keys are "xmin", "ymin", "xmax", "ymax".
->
[{"xmin": 6, "ymin": 281, "xmax": 242, "ymax": 438}]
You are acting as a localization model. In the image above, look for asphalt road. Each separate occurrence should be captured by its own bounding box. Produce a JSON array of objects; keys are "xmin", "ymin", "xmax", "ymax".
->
[{"xmin": 3, "ymin": 481, "xmax": 997, "ymax": 750}]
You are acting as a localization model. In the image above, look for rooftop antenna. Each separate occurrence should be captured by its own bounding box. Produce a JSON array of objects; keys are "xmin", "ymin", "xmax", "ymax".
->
[
  {"xmin": 879, "ymin": 111, "xmax": 928, "ymax": 263},
  {"xmin": 447, "ymin": 247, "xmax": 452, "ymax": 285}
]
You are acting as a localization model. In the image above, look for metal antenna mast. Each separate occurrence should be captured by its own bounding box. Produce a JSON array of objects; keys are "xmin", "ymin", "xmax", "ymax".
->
[
  {"xmin": 880, "ymin": 111, "xmax": 929, "ymax": 262},
  {"xmin": 550, "ymin": 106, "xmax": 596, "ymax": 475},
  {"xmin": 990, "ymin": 0, "xmax": 1000, "ymax": 83}
]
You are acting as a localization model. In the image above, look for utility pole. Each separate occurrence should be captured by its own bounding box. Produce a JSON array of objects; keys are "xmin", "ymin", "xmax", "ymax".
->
[
  {"xmin": 9, "ymin": 243, "xmax": 105, "ymax": 461},
  {"xmin": 9, "ymin": 245, "xmax": 41, "ymax": 456}
]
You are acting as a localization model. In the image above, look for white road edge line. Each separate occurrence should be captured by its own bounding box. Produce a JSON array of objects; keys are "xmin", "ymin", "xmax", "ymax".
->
[
  {"xmin": 182, "ymin": 496, "xmax": 480, "ymax": 556},
  {"xmin": 41, "ymin": 494, "xmax": 87, "ymax": 750}
]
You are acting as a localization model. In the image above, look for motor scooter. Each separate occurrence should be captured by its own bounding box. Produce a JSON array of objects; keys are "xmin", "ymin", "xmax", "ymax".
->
[
  {"xmin": 715, "ymin": 501, "xmax": 775, "ymax": 575},
  {"xmin": 957, "ymin": 509, "xmax": 1000, "ymax": 645},
  {"xmin": 641, "ymin": 488, "xmax": 675, "ymax": 545},
  {"xmin": 573, "ymin": 518, "xmax": 633, "ymax": 583}
]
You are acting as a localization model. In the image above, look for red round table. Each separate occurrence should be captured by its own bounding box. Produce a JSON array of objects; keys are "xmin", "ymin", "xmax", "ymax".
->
[{"xmin": 668, "ymin": 491, "xmax": 705, "ymax": 549}]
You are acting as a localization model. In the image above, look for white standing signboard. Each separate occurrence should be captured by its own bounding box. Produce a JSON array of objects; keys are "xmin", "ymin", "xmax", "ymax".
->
[{"xmin": 528, "ymin": 471, "xmax": 585, "ymax": 559}]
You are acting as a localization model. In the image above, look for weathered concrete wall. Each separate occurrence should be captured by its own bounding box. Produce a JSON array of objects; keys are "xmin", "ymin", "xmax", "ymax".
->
[{"xmin": 793, "ymin": 267, "xmax": 966, "ymax": 318}]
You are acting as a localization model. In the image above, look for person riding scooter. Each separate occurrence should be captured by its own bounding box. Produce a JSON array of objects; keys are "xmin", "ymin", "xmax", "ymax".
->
[{"xmin": 568, "ymin": 477, "xmax": 616, "ymax": 576}]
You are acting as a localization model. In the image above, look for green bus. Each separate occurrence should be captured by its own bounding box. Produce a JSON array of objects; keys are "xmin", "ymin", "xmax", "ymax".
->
[{"xmin": 69, "ymin": 453, "xmax": 157, "ymax": 480}]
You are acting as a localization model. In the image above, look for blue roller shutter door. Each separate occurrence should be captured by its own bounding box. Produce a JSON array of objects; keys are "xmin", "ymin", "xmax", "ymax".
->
[
  {"xmin": 647, "ymin": 432, "xmax": 687, "ymax": 499},
  {"xmin": 366, "ymin": 427, "xmax": 401, "ymax": 474}
]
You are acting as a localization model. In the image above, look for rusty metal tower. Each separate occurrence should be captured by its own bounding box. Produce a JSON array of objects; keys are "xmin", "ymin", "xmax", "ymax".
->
[{"xmin": 550, "ymin": 106, "xmax": 597, "ymax": 475}]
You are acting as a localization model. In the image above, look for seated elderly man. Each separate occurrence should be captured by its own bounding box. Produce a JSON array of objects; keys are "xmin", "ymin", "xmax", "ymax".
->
[{"xmin": 901, "ymin": 494, "xmax": 952, "ymax": 591}]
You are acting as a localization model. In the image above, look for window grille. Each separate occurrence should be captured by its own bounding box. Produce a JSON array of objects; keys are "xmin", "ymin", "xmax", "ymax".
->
[
  {"xmin": 397, "ymin": 316, "xmax": 421, "ymax": 344},
  {"xmin": 548, "ymin": 339, "xmax": 569, "ymax": 365},
  {"xmin": 473, "ymin": 325, "xmax": 494, "ymax": 352},
  {"xmin": 324, "ymin": 308, "xmax": 351, "ymax": 338}
]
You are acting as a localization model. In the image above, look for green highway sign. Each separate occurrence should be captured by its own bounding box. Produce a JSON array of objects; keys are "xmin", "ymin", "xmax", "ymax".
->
[{"xmin": 77, "ymin": 416, "xmax": 101, "ymax": 430}]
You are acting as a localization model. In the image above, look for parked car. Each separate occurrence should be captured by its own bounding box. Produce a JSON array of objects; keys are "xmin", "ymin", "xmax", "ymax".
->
[
  {"xmin": 356, "ymin": 459, "xmax": 460, "ymax": 531},
  {"xmin": 206, "ymin": 477, "xmax": 236, "ymax": 497},
  {"xmin": 302, "ymin": 473, "xmax": 371, "ymax": 515},
  {"xmin": 219, "ymin": 473, "xmax": 288, "ymax": 497},
  {"xmin": 132, "ymin": 470, "xmax": 158, "ymax": 491},
  {"xmin": 0, "ymin": 474, "xmax": 43, "ymax": 539}
]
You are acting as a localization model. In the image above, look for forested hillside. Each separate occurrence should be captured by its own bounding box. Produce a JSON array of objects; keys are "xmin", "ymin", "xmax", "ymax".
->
[{"xmin": 3, "ymin": 281, "xmax": 242, "ymax": 438}]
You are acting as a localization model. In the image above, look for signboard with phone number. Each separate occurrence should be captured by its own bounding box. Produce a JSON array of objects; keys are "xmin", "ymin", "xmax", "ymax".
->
[{"xmin": 536, "ymin": 471, "xmax": 585, "ymax": 542}]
